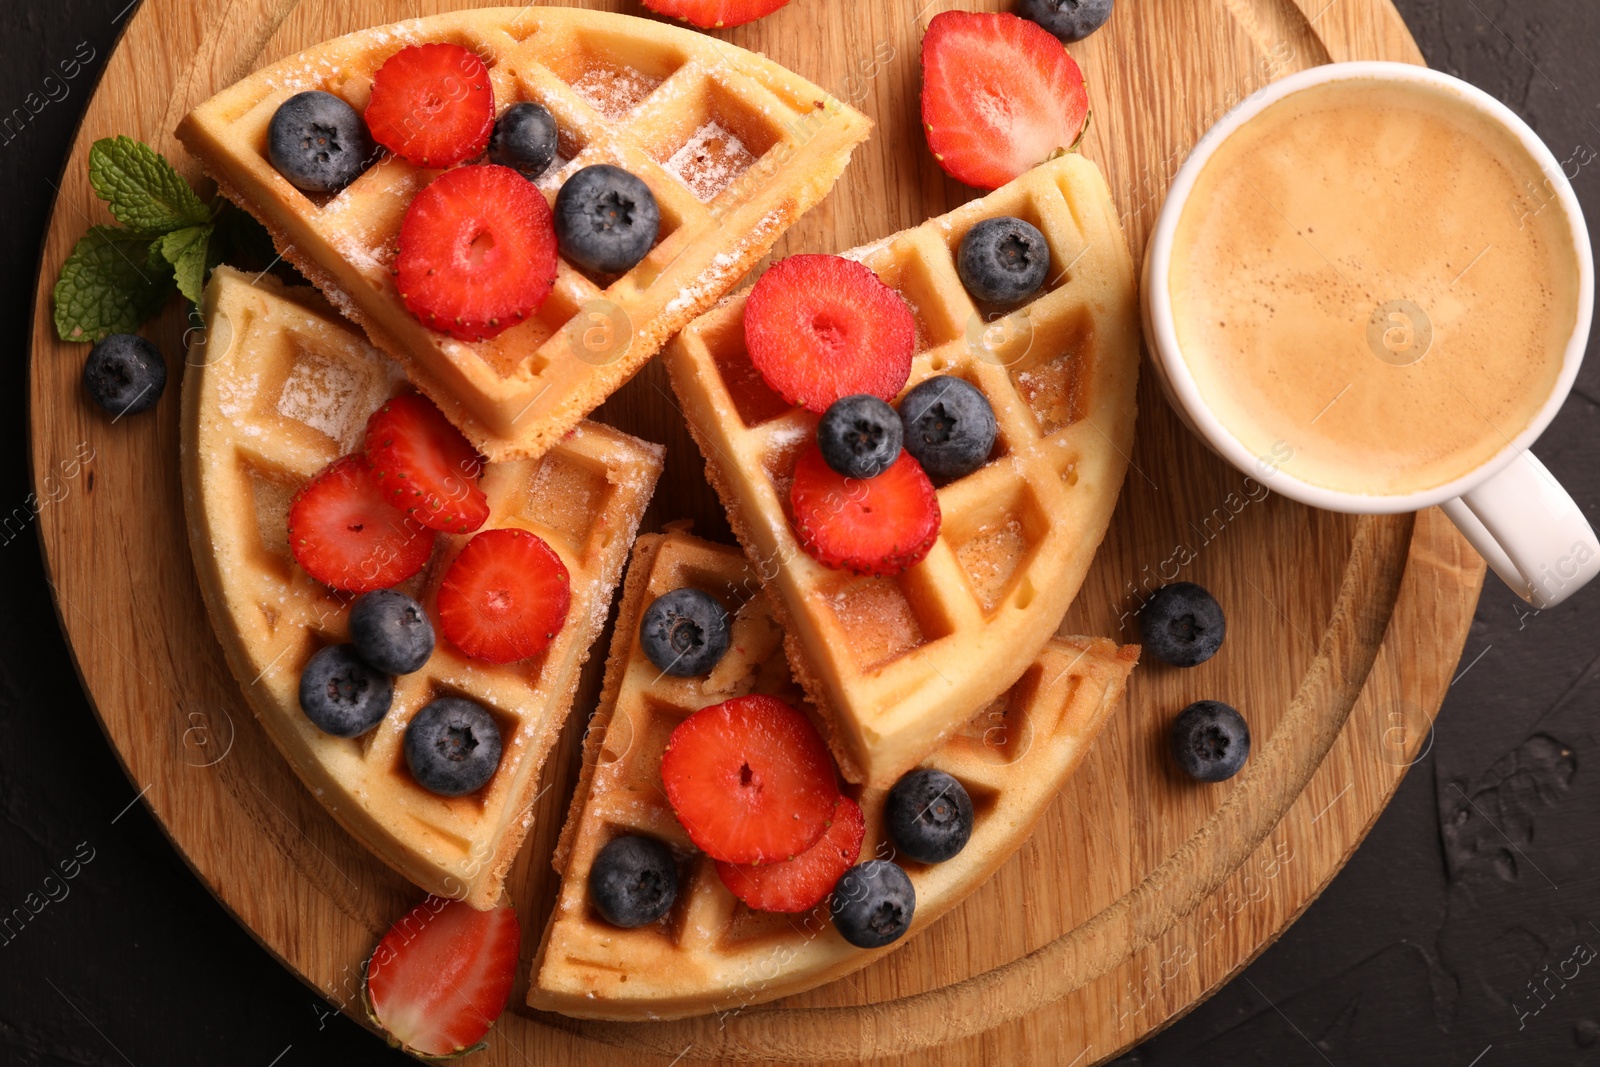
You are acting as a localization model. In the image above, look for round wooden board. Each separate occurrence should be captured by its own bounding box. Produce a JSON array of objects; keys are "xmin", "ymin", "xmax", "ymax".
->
[{"xmin": 29, "ymin": 0, "xmax": 1484, "ymax": 1063}]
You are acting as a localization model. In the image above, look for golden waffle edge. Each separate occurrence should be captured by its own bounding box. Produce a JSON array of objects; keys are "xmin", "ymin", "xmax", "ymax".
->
[
  {"xmin": 528, "ymin": 529, "xmax": 1137, "ymax": 1020},
  {"xmin": 180, "ymin": 266, "xmax": 663, "ymax": 908},
  {"xmin": 664, "ymin": 153, "xmax": 1141, "ymax": 786},
  {"xmin": 177, "ymin": 7, "xmax": 873, "ymax": 462}
]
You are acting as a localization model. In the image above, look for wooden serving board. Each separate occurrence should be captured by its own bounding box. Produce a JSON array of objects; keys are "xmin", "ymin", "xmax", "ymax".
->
[{"xmin": 28, "ymin": 0, "xmax": 1482, "ymax": 1063}]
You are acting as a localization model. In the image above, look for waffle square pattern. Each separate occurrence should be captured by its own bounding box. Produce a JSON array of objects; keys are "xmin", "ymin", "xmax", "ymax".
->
[
  {"xmin": 178, "ymin": 8, "xmax": 871, "ymax": 460},
  {"xmin": 664, "ymin": 154, "xmax": 1141, "ymax": 785},
  {"xmin": 528, "ymin": 530, "xmax": 1137, "ymax": 1020},
  {"xmin": 180, "ymin": 267, "xmax": 663, "ymax": 908}
]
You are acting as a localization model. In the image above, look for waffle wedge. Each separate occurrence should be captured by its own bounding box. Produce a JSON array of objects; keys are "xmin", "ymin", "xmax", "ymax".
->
[
  {"xmin": 528, "ymin": 530, "xmax": 1137, "ymax": 1020},
  {"xmin": 177, "ymin": 7, "xmax": 872, "ymax": 461},
  {"xmin": 664, "ymin": 154, "xmax": 1140, "ymax": 785},
  {"xmin": 181, "ymin": 266, "xmax": 663, "ymax": 908}
]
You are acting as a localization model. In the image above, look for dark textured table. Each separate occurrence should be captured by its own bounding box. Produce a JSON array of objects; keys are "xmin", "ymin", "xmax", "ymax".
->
[{"xmin": 4, "ymin": 2, "xmax": 1597, "ymax": 1064}]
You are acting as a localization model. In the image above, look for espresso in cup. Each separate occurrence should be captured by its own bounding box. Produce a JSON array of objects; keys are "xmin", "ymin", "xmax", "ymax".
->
[{"xmin": 1168, "ymin": 77, "xmax": 1581, "ymax": 495}]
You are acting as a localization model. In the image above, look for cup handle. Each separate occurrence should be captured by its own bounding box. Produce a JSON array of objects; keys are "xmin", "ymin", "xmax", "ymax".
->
[{"xmin": 1440, "ymin": 451, "xmax": 1600, "ymax": 609}]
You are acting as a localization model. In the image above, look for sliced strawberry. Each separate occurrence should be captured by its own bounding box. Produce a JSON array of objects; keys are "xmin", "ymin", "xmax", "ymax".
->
[
  {"xmin": 437, "ymin": 527, "xmax": 570, "ymax": 663},
  {"xmin": 716, "ymin": 795, "xmax": 864, "ymax": 913},
  {"xmin": 287, "ymin": 454, "xmax": 436, "ymax": 593},
  {"xmin": 396, "ymin": 164, "xmax": 558, "ymax": 342},
  {"xmin": 365, "ymin": 393, "xmax": 489, "ymax": 534},
  {"xmin": 921, "ymin": 11, "xmax": 1090, "ymax": 190},
  {"xmin": 365, "ymin": 43, "xmax": 495, "ymax": 168},
  {"xmin": 743, "ymin": 254, "xmax": 915, "ymax": 413},
  {"xmin": 365, "ymin": 896, "xmax": 519, "ymax": 1058},
  {"xmin": 661, "ymin": 695, "xmax": 839, "ymax": 864},
  {"xmin": 643, "ymin": 0, "xmax": 790, "ymax": 28},
  {"xmin": 791, "ymin": 444, "xmax": 940, "ymax": 577}
]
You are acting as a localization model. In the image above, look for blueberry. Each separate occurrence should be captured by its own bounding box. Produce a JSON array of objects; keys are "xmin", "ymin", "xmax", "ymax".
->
[
  {"xmin": 589, "ymin": 834, "xmax": 679, "ymax": 928},
  {"xmin": 267, "ymin": 90, "xmax": 376, "ymax": 194},
  {"xmin": 1015, "ymin": 0, "xmax": 1115, "ymax": 42},
  {"xmin": 898, "ymin": 376, "xmax": 997, "ymax": 483},
  {"xmin": 349, "ymin": 589, "xmax": 434, "ymax": 674},
  {"xmin": 83, "ymin": 333, "xmax": 166, "ymax": 416},
  {"xmin": 489, "ymin": 101, "xmax": 559, "ymax": 179},
  {"xmin": 1170, "ymin": 700, "xmax": 1250, "ymax": 782},
  {"xmin": 639, "ymin": 588, "xmax": 730, "ymax": 677},
  {"xmin": 885, "ymin": 768, "xmax": 974, "ymax": 863},
  {"xmin": 830, "ymin": 861, "xmax": 916, "ymax": 948},
  {"xmin": 957, "ymin": 216, "xmax": 1051, "ymax": 306},
  {"xmin": 554, "ymin": 164, "xmax": 660, "ymax": 275},
  {"xmin": 298, "ymin": 644, "xmax": 393, "ymax": 738},
  {"xmin": 404, "ymin": 697, "xmax": 503, "ymax": 796},
  {"xmin": 817, "ymin": 395, "xmax": 904, "ymax": 479},
  {"xmin": 1138, "ymin": 582, "xmax": 1225, "ymax": 667}
]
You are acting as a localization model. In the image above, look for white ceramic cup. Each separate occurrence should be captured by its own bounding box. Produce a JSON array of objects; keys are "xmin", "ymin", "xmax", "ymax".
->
[{"xmin": 1142, "ymin": 61, "xmax": 1599, "ymax": 609}]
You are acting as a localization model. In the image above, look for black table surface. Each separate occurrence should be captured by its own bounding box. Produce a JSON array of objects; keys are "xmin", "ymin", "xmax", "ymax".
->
[{"xmin": 4, "ymin": 2, "xmax": 1598, "ymax": 1064}]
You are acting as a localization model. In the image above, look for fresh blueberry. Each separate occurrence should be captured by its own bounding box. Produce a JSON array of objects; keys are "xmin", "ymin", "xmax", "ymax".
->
[
  {"xmin": 1170, "ymin": 700, "xmax": 1250, "ymax": 782},
  {"xmin": 957, "ymin": 216, "xmax": 1051, "ymax": 306},
  {"xmin": 830, "ymin": 860, "xmax": 916, "ymax": 948},
  {"xmin": 1015, "ymin": 0, "xmax": 1115, "ymax": 42},
  {"xmin": 589, "ymin": 834, "xmax": 679, "ymax": 928},
  {"xmin": 639, "ymin": 588, "xmax": 730, "ymax": 677},
  {"xmin": 817, "ymin": 395, "xmax": 904, "ymax": 479},
  {"xmin": 267, "ymin": 90, "xmax": 376, "ymax": 194},
  {"xmin": 898, "ymin": 376, "xmax": 997, "ymax": 483},
  {"xmin": 349, "ymin": 589, "xmax": 434, "ymax": 674},
  {"xmin": 554, "ymin": 164, "xmax": 660, "ymax": 275},
  {"xmin": 489, "ymin": 101, "xmax": 559, "ymax": 179},
  {"xmin": 885, "ymin": 768, "xmax": 974, "ymax": 863},
  {"xmin": 404, "ymin": 697, "xmax": 503, "ymax": 797},
  {"xmin": 1138, "ymin": 582, "xmax": 1225, "ymax": 667},
  {"xmin": 83, "ymin": 333, "xmax": 166, "ymax": 416},
  {"xmin": 298, "ymin": 644, "xmax": 393, "ymax": 738}
]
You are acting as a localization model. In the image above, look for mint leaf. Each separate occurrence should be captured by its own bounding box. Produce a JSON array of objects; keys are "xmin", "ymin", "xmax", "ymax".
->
[
  {"xmin": 53, "ymin": 226, "xmax": 173, "ymax": 342},
  {"xmin": 88, "ymin": 136, "xmax": 211, "ymax": 234},
  {"xmin": 156, "ymin": 224, "xmax": 212, "ymax": 304}
]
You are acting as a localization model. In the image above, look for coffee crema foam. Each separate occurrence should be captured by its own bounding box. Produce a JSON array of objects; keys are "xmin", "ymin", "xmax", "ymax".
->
[{"xmin": 1170, "ymin": 78, "xmax": 1578, "ymax": 496}]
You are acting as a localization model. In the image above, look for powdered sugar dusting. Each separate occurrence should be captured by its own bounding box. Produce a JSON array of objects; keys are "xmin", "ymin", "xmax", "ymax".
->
[
  {"xmin": 276, "ymin": 349, "xmax": 374, "ymax": 447},
  {"xmin": 664, "ymin": 121, "xmax": 756, "ymax": 203},
  {"xmin": 569, "ymin": 64, "xmax": 661, "ymax": 120}
]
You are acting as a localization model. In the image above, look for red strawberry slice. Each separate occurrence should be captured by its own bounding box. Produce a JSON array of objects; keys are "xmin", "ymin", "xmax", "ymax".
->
[
  {"xmin": 365, "ymin": 43, "xmax": 495, "ymax": 168},
  {"xmin": 287, "ymin": 454, "xmax": 436, "ymax": 593},
  {"xmin": 643, "ymin": 0, "xmax": 790, "ymax": 28},
  {"xmin": 661, "ymin": 695, "xmax": 839, "ymax": 865},
  {"xmin": 790, "ymin": 444, "xmax": 940, "ymax": 577},
  {"xmin": 743, "ymin": 254, "xmax": 915, "ymax": 413},
  {"xmin": 437, "ymin": 527, "xmax": 571, "ymax": 664},
  {"xmin": 716, "ymin": 795, "xmax": 864, "ymax": 913},
  {"xmin": 396, "ymin": 164, "xmax": 558, "ymax": 342},
  {"xmin": 921, "ymin": 11, "xmax": 1090, "ymax": 190},
  {"xmin": 365, "ymin": 393, "xmax": 489, "ymax": 535},
  {"xmin": 365, "ymin": 896, "xmax": 519, "ymax": 1058}
]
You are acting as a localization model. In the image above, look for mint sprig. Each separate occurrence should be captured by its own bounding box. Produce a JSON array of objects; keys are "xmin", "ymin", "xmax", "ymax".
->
[{"xmin": 54, "ymin": 138, "xmax": 218, "ymax": 342}]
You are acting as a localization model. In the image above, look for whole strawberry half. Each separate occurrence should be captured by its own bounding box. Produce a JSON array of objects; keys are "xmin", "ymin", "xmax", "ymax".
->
[
  {"xmin": 716, "ymin": 794, "xmax": 865, "ymax": 913},
  {"xmin": 661, "ymin": 695, "xmax": 840, "ymax": 865},
  {"xmin": 365, "ymin": 393, "xmax": 489, "ymax": 534},
  {"xmin": 743, "ymin": 254, "xmax": 916, "ymax": 413},
  {"xmin": 396, "ymin": 164, "xmax": 559, "ymax": 342},
  {"xmin": 287, "ymin": 453, "xmax": 437, "ymax": 593},
  {"xmin": 643, "ymin": 0, "xmax": 790, "ymax": 28},
  {"xmin": 365, "ymin": 896, "xmax": 519, "ymax": 1058},
  {"xmin": 921, "ymin": 10, "xmax": 1090, "ymax": 190},
  {"xmin": 436, "ymin": 526, "xmax": 571, "ymax": 664},
  {"xmin": 790, "ymin": 444, "xmax": 941, "ymax": 577},
  {"xmin": 365, "ymin": 43, "xmax": 495, "ymax": 168}
]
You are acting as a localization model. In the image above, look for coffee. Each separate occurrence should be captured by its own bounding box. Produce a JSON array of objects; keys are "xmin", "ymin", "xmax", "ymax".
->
[{"xmin": 1169, "ymin": 78, "xmax": 1579, "ymax": 495}]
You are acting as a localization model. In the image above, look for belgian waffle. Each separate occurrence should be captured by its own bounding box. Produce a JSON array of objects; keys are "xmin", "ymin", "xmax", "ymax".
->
[
  {"xmin": 180, "ymin": 266, "xmax": 663, "ymax": 908},
  {"xmin": 663, "ymin": 153, "xmax": 1141, "ymax": 785},
  {"xmin": 177, "ymin": 7, "xmax": 872, "ymax": 461},
  {"xmin": 528, "ymin": 530, "xmax": 1137, "ymax": 1020}
]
